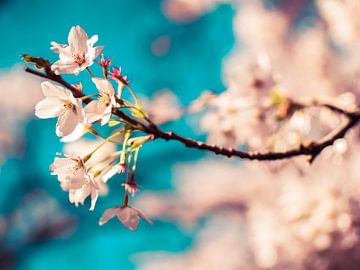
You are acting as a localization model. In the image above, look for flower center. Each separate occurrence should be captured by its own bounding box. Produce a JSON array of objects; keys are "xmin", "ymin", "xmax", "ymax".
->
[
  {"xmin": 73, "ymin": 51, "xmax": 86, "ymax": 65},
  {"xmin": 99, "ymin": 94, "xmax": 110, "ymax": 105},
  {"xmin": 64, "ymin": 101, "xmax": 74, "ymax": 110}
]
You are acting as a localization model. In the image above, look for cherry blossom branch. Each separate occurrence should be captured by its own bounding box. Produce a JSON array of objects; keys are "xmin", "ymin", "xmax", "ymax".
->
[{"xmin": 24, "ymin": 66, "xmax": 360, "ymax": 163}]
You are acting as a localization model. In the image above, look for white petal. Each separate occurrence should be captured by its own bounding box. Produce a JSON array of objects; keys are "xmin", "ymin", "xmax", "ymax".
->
[
  {"xmin": 50, "ymin": 42, "xmax": 73, "ymax": 59},
  {"xmin": 69, "ymin": 184, "xmax": 90, "ymax": 207},
  {"xmin": 101, "ymin": 104, "xmax": 112, "ymax": 125},
  {"xmin": 35, "ymin": 97, "xmax": 63, "ymax": 118},
  {"xmin": 89, "ymin": 186, "xmax": 99, "ymax": 211},
  {"xmin": 92, "ymin": 77, "xmax": 115, "ymax": 96},
  {"xmin": 41, "ymin": 81, "xmax": 69, "ymax": 100},
  {"xmin": 87, "ymin": 35, "xmax": 98, "ymax": 47},
  {"xmin": 68, "ymin": 25, "xmax": 89, "ymax": 54}
]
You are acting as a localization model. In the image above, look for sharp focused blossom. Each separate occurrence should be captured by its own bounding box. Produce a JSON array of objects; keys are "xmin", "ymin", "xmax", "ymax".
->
[
  {"xmin": 51, "ymin": 25, "xmax": 104, "ymax": 75},
  {"xmin": 35, "ymin": 81, "xmax": 84, "ymax": 137},
  {"xmin": 84, "ymin": 77, "xmax": 117, "ymax": 125},
  {"xmin": 99, "ymin": 205, "xmax": 152, "ymax": 231}
]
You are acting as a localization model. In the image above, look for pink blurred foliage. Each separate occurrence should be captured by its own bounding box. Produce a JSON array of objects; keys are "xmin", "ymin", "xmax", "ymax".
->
[{"xmin": 135, "ymin": 0, "xmax": 360, "ymax": 269}]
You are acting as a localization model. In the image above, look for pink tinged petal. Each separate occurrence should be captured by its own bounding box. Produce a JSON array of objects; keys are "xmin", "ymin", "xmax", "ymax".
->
[
  {"xmin": 99, "ymin": 207, "xmax": 120, "ymax": 225},
  {"xmin": 35, "ymin": 97, "xmax": 63, "ymax": 118},
  {"xmin": 84, "ymin": 100, "xmax": 107, "ymax": 123},
  {"xmin": 132, "ymin": 207, "xmax": 153, "ymax": 225},
  {"xmin": 61, "ymin": 123, "xmax": 88, "ymax": 142},
  {"xmin": 50, "ymin": 157, "xmax": 78, "ymax": 175},
  {"xmin": 93, "ymin": 46, "xmax": 104, "ymax": 58},
  {"xmin": 56, "ymin": 108, "xmax": 81, "ymax": 137},
  {"xmin": 66, "ymin": 168, "xmax": 87, "ymax": 190},
  {"xmin": 51, "ymin": 60, "xmax": 81, "ymax": 75},
  {"xmin": 117, "ymin": 207, "xmax": 140, "ymax": 231},
  {"xmin": 68, "ymin": 25, "xmax": 89, "ymax": 54},
  {"xmin": 92, "ymin": 77, "xmax": 115, "ymax": 96}
]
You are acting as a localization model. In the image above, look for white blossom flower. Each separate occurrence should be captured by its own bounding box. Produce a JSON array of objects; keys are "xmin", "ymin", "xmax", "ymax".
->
[
  {"xmin": 99, "ymin": 205, "xmax": 152, "ymax": 231},
  {"xmin": 35, "ymin": 81, "xmax": 84, "ymax": 137},
  {"xmin": 84, "ymin": 78, "xmax": 117, "ymax": 125},
  {"xmin": 50, "ymin": 154, "xmax": 103, "ymax": 211},
  {"xmin": 51, "ymin": 25, "xmax": 104, "ymax": 75},
  {"xmin": 50, "ymin": 155, "xmax": 89, "ymax": 191}
]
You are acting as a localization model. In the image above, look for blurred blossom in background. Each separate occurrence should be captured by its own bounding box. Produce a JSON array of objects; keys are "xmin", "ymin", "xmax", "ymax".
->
[{"xmin": 1, "ymin": 0, "xmax": 360, "ymax": 270}]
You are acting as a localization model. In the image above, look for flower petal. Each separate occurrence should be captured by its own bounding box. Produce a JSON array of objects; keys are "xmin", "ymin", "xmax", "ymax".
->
[
  {"xmin": 94, "ymin": 46, "xmax": 104, "ymax": 58},
  {"xmin": 84, "ymin": 100, "xmax": 107, "ymax": 124},
  {"xmin": 51, "ymin": 60, "xmax": 81, "ymax": 75},
  {"xmin": 133, "ymin": 206, "xmax": 153, "ymax": 225},
  {"xmin": 68, "ymin": 25, "xmax": 89, "ymax": 54},
  {"xmin": 61, "ymin": 123, "xmax": 88, "ymax": 142},
  {"xmin": 35, "ymin": 97, "xmax": 63, "ymax": 119},
  {"xmin": 56, "ymin": 108, "xmax": 81, "ymax": 137},
  {"xmin": 92, "ymin": 77, "xmax": 115, "ymax": 97},
  {"xmin": 69, "ymin": 183, "xmax": 90, "ymax": 207},
  {"xmin": 41, "ymin": 81, "xmax": 70, "ymax": 100},
  {"xmin": 87, "ymin": 35, "xmax": 98, "ymax": 47},
  {"xmin": 99, "ymin": 206, "xmax": 120, "ymax": 225},
  {"xmin": 100, "ymin": 104, "xmax": 112, "ymax": 125},
  {"xmin": 117, "ymin": 207, "xmax": 140, "ymax": 231},
  {"xmin": 50, "ymin": 41, "xmax": 73, "ymax": 59},
  {"xmin": 89, "ymin": 186, "xmax": 99, "ymax": 211}
]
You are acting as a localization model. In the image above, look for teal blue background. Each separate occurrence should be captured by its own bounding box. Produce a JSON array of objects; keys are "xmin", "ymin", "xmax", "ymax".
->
[{"xmin": 0, "ymin": 0, "xmax": 235, "ymax": 269}]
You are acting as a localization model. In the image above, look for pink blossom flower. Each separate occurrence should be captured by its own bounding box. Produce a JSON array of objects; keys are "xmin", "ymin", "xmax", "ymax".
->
[
  {"xmin": 51, "ymin": 25, "xmax": 104, "ymax": 75},
  {"xmin": 84, "ymin": 78, "xmax": 117, "ymax": 125},
  {"xmin": 99, "ymin": 205, "xmax": 152, "ymax": 231},
  {"xmin": 35, "ymin": 81, "xmax": 84, "ymax": 137}
]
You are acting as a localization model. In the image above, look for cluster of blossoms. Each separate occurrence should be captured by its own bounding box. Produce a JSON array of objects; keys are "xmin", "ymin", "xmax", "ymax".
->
[{"xmin": 30, "ymin": 26, "xmax": 153, "ymax": 231}]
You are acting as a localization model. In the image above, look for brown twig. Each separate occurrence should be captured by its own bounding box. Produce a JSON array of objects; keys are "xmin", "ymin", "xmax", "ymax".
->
[{"xmin": 25, "ymin": 67, "xmax": 360, "ymax": 163}]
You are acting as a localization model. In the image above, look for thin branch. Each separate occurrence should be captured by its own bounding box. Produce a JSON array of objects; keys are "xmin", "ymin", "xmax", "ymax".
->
[{"xmin": 25, "ymin": 67, "xmax": 360, "ymax": 162}]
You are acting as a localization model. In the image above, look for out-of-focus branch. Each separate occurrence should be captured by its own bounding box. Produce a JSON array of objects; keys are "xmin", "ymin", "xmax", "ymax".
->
[{"xmin": 25, "ymin": 67, "xmax": 360, "ymax": 163}]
